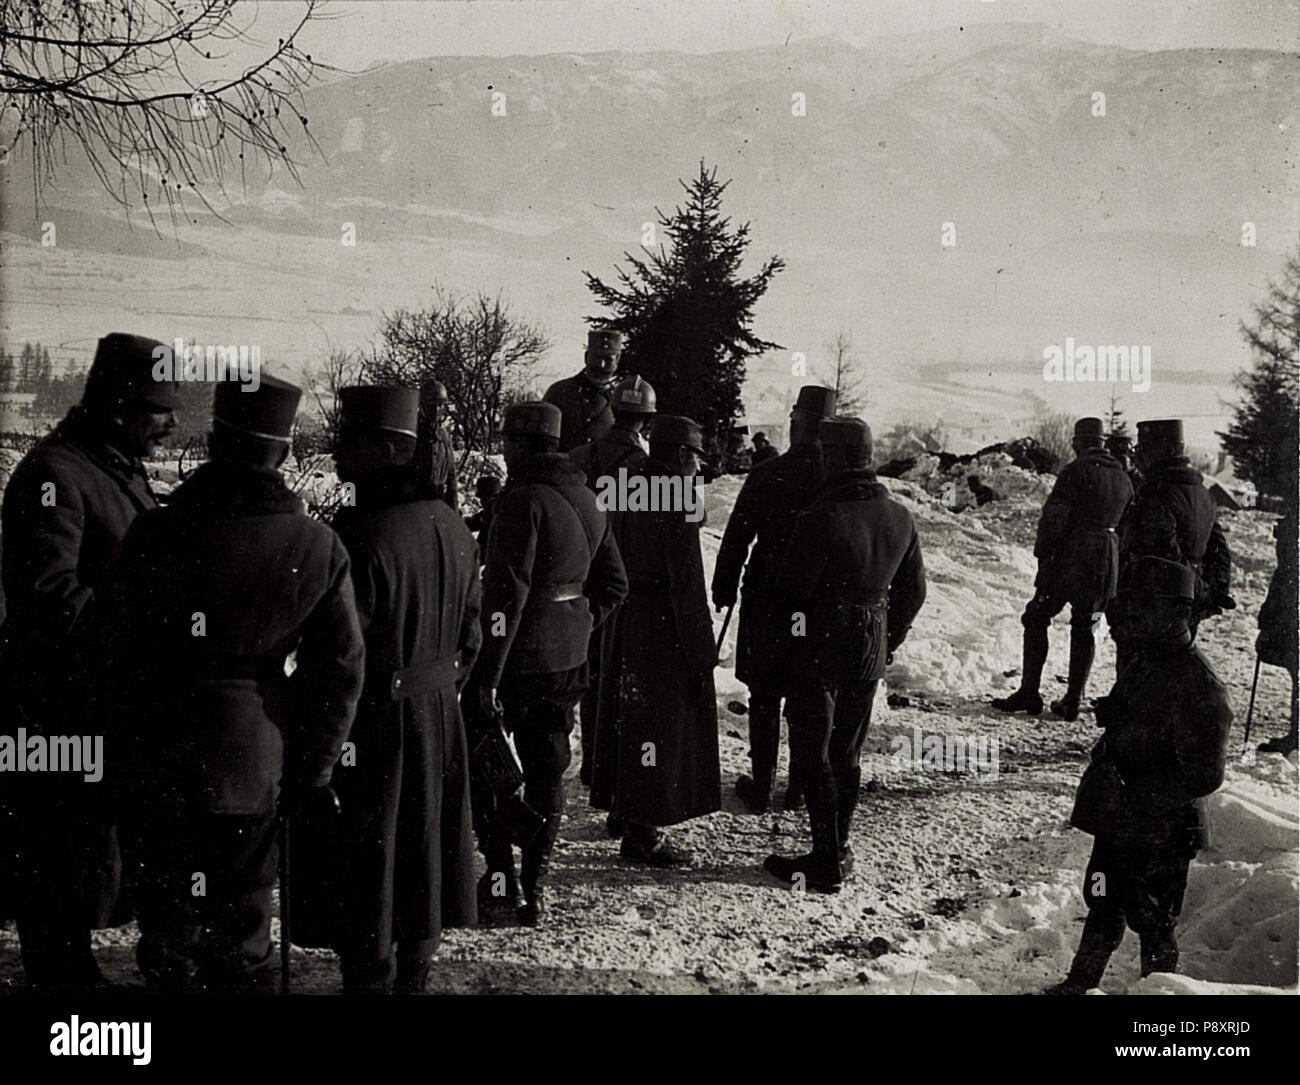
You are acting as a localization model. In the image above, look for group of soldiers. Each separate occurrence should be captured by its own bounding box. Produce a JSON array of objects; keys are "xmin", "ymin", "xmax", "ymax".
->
[{"xmin": 0, "ymin": 327, "xmax": 1291, "ymax": 996}]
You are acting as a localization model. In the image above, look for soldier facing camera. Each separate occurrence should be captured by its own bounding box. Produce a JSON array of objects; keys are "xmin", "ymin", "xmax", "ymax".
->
[{"xmin": 1048, "ymin": 555, "xmax": 1232, "ymax": 994}]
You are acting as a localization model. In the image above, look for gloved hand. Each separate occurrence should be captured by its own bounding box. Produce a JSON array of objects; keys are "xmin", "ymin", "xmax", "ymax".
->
[
  {"xmin": 712, "ymin": 587, "xmax": 735, "ymax": 611},
  {"xmin": 278, "ymin": 781, "xmax": 341, "ymax": 822}
]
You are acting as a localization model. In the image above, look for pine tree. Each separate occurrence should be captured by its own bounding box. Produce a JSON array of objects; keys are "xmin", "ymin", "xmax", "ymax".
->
[
  {"xmin": 584, "ymin": 162, "xmax": 785, "ymax": 459},
  {"xmin": 17, "ymin": 342, "xmax": 35, "ymax": 392},
  {"xmin": 1218, "ymin": 243, "xmax": 1300, "ymax": 499}
]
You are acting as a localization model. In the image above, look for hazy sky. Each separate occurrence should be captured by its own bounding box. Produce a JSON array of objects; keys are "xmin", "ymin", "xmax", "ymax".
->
[{"xmin": 256, "ymin": 0, "xmax": 1300, "ymax": 70}]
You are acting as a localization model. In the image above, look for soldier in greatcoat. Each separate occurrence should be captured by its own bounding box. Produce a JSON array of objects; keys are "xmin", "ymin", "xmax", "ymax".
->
[
  {"xmin": 108, "ymin": 374, "xmax": 365, "ymax": 993},
  {"xmin": 992, "ymin": 418, "xmax": 1133, "ymax": 720},
  {"xmin": 0, "ymin": 332, "xmax": 179, "ymax": 990},
  {"xmin": 590, "ymin": 415, "xmax": 721, "ymax": 864},
  {"xmin": 1048, "ymin": 556, "xmax": 1232, "ymax": 993},
  {"xmin": 711, "ymin": 385, "xmax": 837, "ymax": 813},
  {"xmin": 568, "ymin": 374, "xmax": 654, "ymax": 789},
  {"xmin": 1111, "ymin": 419, "xmax": 1234, "ymax": 673},
  {"xmin": 414, "ymin": 379, "xmax": 459, "ymax": 513},
  {"xmin": 295, "ymin": 385, "xmax": 481, "ymax": 994},
  {"xmin": 763, "ymin": 417, "xmax": 926, "ymax": 893},
  {"xmin": 469, "ymin": 401, "xmax": 627, "ymax": 925},
  {"xmin": 542, "ymin": 329, "xmax": 625, "ymax": 453}
]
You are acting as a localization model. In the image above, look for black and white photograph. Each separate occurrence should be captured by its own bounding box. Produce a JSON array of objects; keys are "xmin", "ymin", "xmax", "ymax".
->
[{"xmin": 0, "ymin": 0, "xmax": 1296, "ymax": 1066}]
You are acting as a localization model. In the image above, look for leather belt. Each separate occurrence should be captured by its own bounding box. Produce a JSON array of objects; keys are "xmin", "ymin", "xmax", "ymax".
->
[
  {"xmin": 539, "ymin": 581, "xmax": 585, "ymax": 602},
  {"xmin": 386, "ymin": 650, "xmax": 463, "ymax": 700}
]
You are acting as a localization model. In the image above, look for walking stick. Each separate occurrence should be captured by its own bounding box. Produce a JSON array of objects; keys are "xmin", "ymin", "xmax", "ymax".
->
[
  {"xmin": 715, "ymin": 602, "xmax": 736, "ymax": 657},
  {"xmin": 279, "ymin": 813, "xmax": 291, "ymax": 995},
  {"xmin": 1242, "ymin": 655, "xmax": 1262, "ymax": 755}
]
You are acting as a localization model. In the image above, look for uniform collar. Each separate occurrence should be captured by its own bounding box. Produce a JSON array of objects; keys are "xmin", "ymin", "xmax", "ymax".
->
[{"xmin": 57, "ymin": 407, "xmax": 148, "ymax": 480}]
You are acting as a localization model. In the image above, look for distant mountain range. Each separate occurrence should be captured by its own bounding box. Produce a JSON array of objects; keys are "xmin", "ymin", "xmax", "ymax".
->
[{"xmin": 2, "ymin": 23, "xmax": 1296, "ymax": 447}]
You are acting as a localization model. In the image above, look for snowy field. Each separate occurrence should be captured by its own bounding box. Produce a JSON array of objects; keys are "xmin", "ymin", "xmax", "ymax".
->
[{"xmin": 0, "ymin": 454, "xmax": 1295, "ymax": 995}]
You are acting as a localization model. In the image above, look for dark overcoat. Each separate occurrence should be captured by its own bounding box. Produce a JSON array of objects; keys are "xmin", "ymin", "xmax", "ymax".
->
[
  {"xmin": 1072, "ymin": 643, "xmax": 1232, "ymax": 850},
  {"xmin": 414, "ymin": 418, "xmax": 459, "ymax": 513},
  {"xmin": 769, "ymin": 469, "xmax": 927, "ymax": 689},
  {"xmin": 294, "ymin": 466, "xmax": 481, "ymax": 953},
  {"xmin": 1257, "ymin": 508, "xmax": 1298, "ymax": 672},
  {"xmin": 543, "ymin": 372, "xmax": 615, "ymax": 454},
  {"xmin": 1034, "ymin": 448, "xmax": 1133, "ymax": 604},
  {"xmin": 711, "ymin": 442, "xmax": 823, "ymax": 688},
  {"xmin": 590, "ymin": 460, "xmax": 720, "ymax": 826},
  {"xmin": 1118, "ymin": 458, "xmax": 1230, "ymax": 612},
  {"xmin": 473, "ymin": 453, "xmax": 627, "ymax": 688},
  {"xmin": 106, "ymin": 461, "xmax": 365, "ymax": 816},
  {"xmin": 0, "ymin": 408, "xmax": 159, "ymax": 927}
]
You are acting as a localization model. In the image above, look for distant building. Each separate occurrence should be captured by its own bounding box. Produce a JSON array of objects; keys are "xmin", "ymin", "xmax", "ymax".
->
[{"xmin": 1205, "ymin": 457, "xmax": 1257, "ymax": 510}]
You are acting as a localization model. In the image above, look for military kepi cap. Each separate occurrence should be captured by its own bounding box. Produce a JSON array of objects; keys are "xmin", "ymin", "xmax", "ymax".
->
[
  {"xmin": 213, "ymin": 373, "xmax": 301, "ymax": 442},
  {"xmin": 587, "ymin": 329, "xmax": 625, "ymax": 353},
  {"xmin": 339, "ymin": 385, "xmax": 419, "ymax": 438},
  {"xmin": 1136, "ymin": 418, "xmax": 1185, "ymax": 446},
  {"xmin": 819, "ymin": 415, "xmax": 873, "ymax": 459},
  {"xmin": 652, "ymin": 415, "xmax": 706, "ymax": 455},
  {"xmin": 501, "ymin": 400, "xmax": 562, "ymax": 440},
  {"xmin": 1105, "ymin": 432, "xmax": 1133, "ymax": 450},
  {"xmin": 1074, "ymin": 417, "xmax": 1105, "ymax": 439},
  {"xmin": 793, "ymin": 385, "xmax": 837, "ymax": 418},
  {"xmin": 1129, "ymin": 555, "xmax": 1196, "ymax": 600},
  {"xmin": 85, "ymin": 332, "xmax": 182, "ymax": 410}
]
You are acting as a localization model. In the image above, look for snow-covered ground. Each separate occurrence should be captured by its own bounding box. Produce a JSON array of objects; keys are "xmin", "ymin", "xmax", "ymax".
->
[{"xmin": 1, "ymin": 454, "xmax": 1294, "ymax": 995}]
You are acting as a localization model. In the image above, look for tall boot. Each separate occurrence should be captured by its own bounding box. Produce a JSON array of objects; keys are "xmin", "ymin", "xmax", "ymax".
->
[
  {"xmin": 736, "ymin": 692, "xmax": 780, "ymax": 813},
  {"xmin": 1139, "ymin": 927, "xmax": 1179, "ymax": 978},
  {"xmin": 1044, "ymin": 907, "xmax": 1125, "ymax": 994},
  {"xmin": 518, "ymin": 814, "xmax": 562, "ymax": 927},
  {"xmin": 1051, "ymin": 625, "xmax": 1096, "ymax": 721},
  {"xmin": 477, "ymin": 821, "xmax": 523, "ymax": 926},
  {"xmin": 764, "ymin": 757, "xmax": 842, "ymax": 894},
  {"xmin": 992, "ymin": 621, "xmax": 1047, "ymax": 715}
]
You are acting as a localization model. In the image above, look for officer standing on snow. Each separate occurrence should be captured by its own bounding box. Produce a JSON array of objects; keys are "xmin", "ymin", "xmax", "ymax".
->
[
  {"xmin": 992, "ymin": 417, "xmax": 1132, "ymax": 720},
  {"xmin": 568, "ymin": 374, "xmax": 655, "ymax": 787},
  {"xmin": 763, "ymin": 416, "xmax": 926, "ymax": 893},
  {"xmin": 0, "ymin": 332, "xmax": 180, "ymax": 990},
  {"xmin": 1048, "ymin": 556, "xmax": 1232, "ymax": 994},
  {"xmin": 1112, "ymin": 418, "xmax": 1234, "ymax": 671},
  {"xmin": 543, "ymin": 329, "xmax": 625, "ymax": 453},
  {"xmin": 109, "ymin": 374, "xmax": 365, "ymax": 994},
  {"xmin": 415, "ymin": 379, "xmax": 459, "ymax": 513},
  {"xmin": 589, "ymin": 415, "xmax": 721, "ymax": 865},
  {"xmin": 469, "ymin": 401, "xmax": 627, "ymax": 925},
  {"xmin": 297, "ymin": 385, "xmax": 480, "ymax": 994},
  {"xmin": 711, "ymin": 385, "xmax": 838, "ymax": 814}
]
